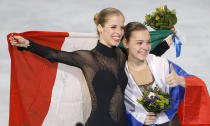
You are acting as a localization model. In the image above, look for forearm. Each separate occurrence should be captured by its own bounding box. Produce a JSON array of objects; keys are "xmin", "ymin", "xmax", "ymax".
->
[
  {"xmin": 19, "ymin": 40, "xmax": 59, "ymax": 62},
  {"xmin": 17, "ymin": 40, "xmax": 85, "ymax": 68},
  {"xmin": 150, "ymin": 40, "xmax": 169, "ymax": 56}
]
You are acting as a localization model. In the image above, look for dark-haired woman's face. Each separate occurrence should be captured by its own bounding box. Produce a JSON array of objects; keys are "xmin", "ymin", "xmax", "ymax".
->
[
  {"xmin": 126, "ymin": 30, "xmax": 151, "ymax": 61},
  {"xmin": 98, "ymin": 15, "xmax": 124, "ymax": 47}
]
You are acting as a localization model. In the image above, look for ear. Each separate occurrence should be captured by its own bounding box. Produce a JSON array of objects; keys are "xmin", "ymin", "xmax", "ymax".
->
[
  {"xmin": 122, "ymin": 38, "xmax": 129, "ymax": 49},
  {"xmin": 97, "ymin": 24, "xmax": 103, "ymax": 33}
]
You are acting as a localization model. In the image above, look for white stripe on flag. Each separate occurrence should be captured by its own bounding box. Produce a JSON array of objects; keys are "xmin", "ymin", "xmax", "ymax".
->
[{"xmin": 43, "ymin": 33, "xmax": 98, "ymax": 126}]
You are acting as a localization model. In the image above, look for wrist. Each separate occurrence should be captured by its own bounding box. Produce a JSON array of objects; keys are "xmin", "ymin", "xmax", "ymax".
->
[
  {"xmin": 178, "ymin": 76, "xmax": 186, "ymax": 87},
  {"xmin": 166, "ymin": 39, "xmax": 173, "ymax": 46},
  {"xmin": 24, "ymin": 40, "xmax": 30, "ymax": 48},
  {"xmin": 165, "ymin": 35, "xmax": 174, "ymax": 46}
]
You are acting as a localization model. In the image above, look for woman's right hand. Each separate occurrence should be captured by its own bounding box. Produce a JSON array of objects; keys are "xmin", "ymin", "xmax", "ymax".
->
[
  {"xmin": 144, "ymin": 112, "xmax": 157, "ymax": 125},
  {"xmin": 9, "ymin": 35, "xmax": 30, "ymax": 48}
]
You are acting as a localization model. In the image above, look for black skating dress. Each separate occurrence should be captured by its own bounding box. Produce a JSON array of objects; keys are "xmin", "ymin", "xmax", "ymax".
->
[
  {"xmin": 22, "ymin": 41, "xmax": 128, "ymax": 126},
  {"xmin": 19, "ymin": 39, "xmax": 169, "ymax": 126}
]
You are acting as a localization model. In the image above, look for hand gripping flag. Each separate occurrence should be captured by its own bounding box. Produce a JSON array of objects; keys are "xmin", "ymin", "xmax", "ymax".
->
[
  {"xmin": 7, "ymin": 31, "xmax": 98, "ymax": 126},
  {"xmin": 7, "ymin": 31, "xmax": 210, "ymax": 126}
]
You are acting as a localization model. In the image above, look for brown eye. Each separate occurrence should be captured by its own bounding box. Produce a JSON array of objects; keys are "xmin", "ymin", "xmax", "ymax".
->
[
  {"xmin": 137, "ymin": 42, "xmax": 143, "ymax": 45},
  {"xmin": 111, "ymin": 26, "xmax": 117, "ymax": 29}
]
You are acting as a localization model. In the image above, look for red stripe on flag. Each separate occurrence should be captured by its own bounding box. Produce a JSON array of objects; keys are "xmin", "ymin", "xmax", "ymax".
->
[
  {"xmin": 177, "ymin": 76, "xmax": 210, "ymax": 126},
  {"xmin": 7, "ymin": 31, "xmax": 69, "ymax": 126}
]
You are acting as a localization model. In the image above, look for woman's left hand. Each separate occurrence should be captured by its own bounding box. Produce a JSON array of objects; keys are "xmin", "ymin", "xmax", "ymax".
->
[
  {"xmin": 165, "ymin": 27, "xmax": 178, "ymax": 46},
  {"xmin": 165, "ymin": 64, "xmax": 186, "ymax": 87},
  {"xmin": 165, "ymin": 34, "xmax": 174, "ymax": 46}
]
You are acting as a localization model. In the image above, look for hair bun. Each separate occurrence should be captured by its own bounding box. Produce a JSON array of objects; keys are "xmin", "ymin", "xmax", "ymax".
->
[{"xmin": 94, "ymin": 13, "xmax": 99, "ymax": 25}]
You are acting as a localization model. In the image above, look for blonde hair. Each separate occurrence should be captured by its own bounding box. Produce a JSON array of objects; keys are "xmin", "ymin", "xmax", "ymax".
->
[{"xmin": 94, "ymin": 8, "xmax": 124, "ymax": 34}]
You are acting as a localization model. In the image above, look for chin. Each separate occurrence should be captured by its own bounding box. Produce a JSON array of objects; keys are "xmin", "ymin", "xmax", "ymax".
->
[
  {"xmin": 138, "ymin": 58, "xmax": 146, "ymax": 61},
  {"xmin": 138, "ymin": 55, "xmax": 147, "ymax": 61},
  {"xmin": 112, "ymin": 41, "xmax": 119, "ymax": 46}
]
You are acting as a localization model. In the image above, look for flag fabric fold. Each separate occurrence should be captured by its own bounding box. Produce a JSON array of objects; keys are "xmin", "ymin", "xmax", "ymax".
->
[
  {"xmin": 7, "ymin": 31, "xmax": 97, "ymax": 126},
  {"xmin": 7, "ymin": 31, "xmax": 210, "ymax": 126},
  {"xmin": 124, "ymin": 54, "xmax": 210, "ymax": 126}
]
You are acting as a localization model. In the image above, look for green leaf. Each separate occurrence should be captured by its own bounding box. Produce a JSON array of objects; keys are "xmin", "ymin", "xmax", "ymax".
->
[
  {"xmin": 144, "ymin": 5, "xmax": 177, "ymax": 30},
  {"xmin": 155, "ymin": 16, "xmax": 160, "ymax": 20}
]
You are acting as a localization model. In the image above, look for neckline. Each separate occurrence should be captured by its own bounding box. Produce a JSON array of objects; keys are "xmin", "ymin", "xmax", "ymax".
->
[
  {"xmin": 125, "ymin": 61, "xmax": 155, "ymax": 87},
  {"xmin": 95, "ymin": 41, "xmax": 116, "ymax": 57}
]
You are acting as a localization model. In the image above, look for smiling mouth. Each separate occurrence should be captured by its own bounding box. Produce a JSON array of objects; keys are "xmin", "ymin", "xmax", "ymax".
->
[
  {"xmin": 137, "ymin": 51, "xmax": 149, "ymax": 56},
  {"xmin": 112, "ymin": 36, "xmax": 121, "ymax": 42}
]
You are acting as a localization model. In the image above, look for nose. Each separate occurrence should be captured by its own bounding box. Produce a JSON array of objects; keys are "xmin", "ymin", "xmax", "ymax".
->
[
  {"xmin": 115, "ymin": 27, "xmax": 123, "ymax": 35},
  {"xmin": 142, "ymin": 42, "xmax": 150, "ymax": 50}
]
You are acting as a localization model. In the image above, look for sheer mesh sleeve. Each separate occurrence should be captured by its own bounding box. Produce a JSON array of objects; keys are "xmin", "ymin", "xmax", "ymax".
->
[
  {"xmin": 23, "ymin": 40, "xmax": 90, "ymax": 68},
  {"xmin": 150, "ymin": 40, "xmax": 170, "ymax": 56}
]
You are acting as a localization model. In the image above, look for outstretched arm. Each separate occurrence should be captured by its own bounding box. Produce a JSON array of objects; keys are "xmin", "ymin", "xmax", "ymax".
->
[{"xmin": 9, "ymin": 36, "xmax": 85, "ymax": 68}]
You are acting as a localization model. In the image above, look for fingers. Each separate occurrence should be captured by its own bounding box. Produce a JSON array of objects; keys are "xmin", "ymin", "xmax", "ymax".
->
[
  {"xmin": 165, "ymin": 34, "xmax": 174, "ymax": 46},
  {"xmin": 16, "ymin": 42, "xmax": 29, "ymax": 47},
  {"xmin": 168, "ymin": 64, "xmax": 178, "ymax": 87},
  {"xmin": 165, "ymin": 74, "xmax": 177, "ymax": 87},
  {"xmin": 13, "ymin": 35, "xmax": 24, "ymax": 43},
  {"xmin": 171, "ymin": 27, "xmax": 177, "ymax": 34},
  {"xmin": 148, "ymin": 116, "xmax": 156, "ymax": 120},
  {"xmin": 14, "ymin": 35, "xmax": 24, "ymax": 40},
  {"xmin": 9, "ymin": 35, "xmax": 30, "ymax": 48},
  {"xmin": 170, "ymin": 64, "xmax": 175, "ymax": 73},
  {"xmin": 145, "ymin": 119, "xmax": 156, "ymax": 125},
  {"xmin": 147, "ymin": 112, "xmax": 156, "ymax": 116},
  {"xmin": 10, "ymin": 35, "xmax": 24, "ymax": 42},
  {"xmin": 168, "ymin": 83, "xmax": 177, "ymax": 87},
  {"xmin": 9, "ymin": 36, "xmax": 19, "ymax": 45},
  {"xmin": 174, "ymin": 30, "xmax": 177, "ymax": 35},
  {"xmin": 10, "ymin": 40, "xmax": 25, "ymax": 47},
  {"xmin": 147, "ymin": 112, "xmax": 156, "ymax": 121},
  {"xmin": 166, "ymin": 74, "xmax": 186, "ymax": 87},
  {"xmin": 144, "ymin": 113, "xmax": 157, "ymax": 125}
]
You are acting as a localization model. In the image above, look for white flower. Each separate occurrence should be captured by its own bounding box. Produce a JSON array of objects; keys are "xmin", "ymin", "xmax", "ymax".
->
[{"xmin": 148, "ymin": 92, "xmax": 155, "ymax": 98}]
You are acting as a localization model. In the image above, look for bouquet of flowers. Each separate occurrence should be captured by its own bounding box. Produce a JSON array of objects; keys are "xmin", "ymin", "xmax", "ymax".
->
[
  {"xmin": 144, "ymin": 5, "xmax": 177, "ymax": 30},
  {"xmin": 137, "ymin": 85, "xmax": 172, "ymax": 114},
  {"xmin": 144, "ymin": 5, "xmax": 181, "ymax": 58}
]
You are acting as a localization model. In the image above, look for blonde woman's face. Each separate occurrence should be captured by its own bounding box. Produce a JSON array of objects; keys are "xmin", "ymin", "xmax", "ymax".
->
[
  {"xmin": 126, "ymin": 30, "xmax": 151, "ymax": 61},
  {"xmin": 98, "ymin": 14, "xmax": 124, "ymax": 47}
]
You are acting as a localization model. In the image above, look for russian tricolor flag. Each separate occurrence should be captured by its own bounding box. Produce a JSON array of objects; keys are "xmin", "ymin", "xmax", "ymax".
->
[{"xmin": 125, "ymin": 59, "xmax": 210, "ymax": 126}]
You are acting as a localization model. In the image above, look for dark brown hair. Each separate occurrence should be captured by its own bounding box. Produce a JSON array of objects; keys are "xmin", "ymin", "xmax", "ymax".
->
[{"xmin": 124, "ymin": 22, "xmax": 148, "ymax": 42}]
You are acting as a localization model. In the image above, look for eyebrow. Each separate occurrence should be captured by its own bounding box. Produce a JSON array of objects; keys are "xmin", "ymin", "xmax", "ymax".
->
[
  {"xmin": 136, "ymin": 40, "xmax": 151, "ymax": 42},
  {"xmin": 136, "ymin": 40, "xmax": 143, "ymax": 42},
  {"xmin": 108, "ymin": 24, "xmax": 123, "ymax": 27}
]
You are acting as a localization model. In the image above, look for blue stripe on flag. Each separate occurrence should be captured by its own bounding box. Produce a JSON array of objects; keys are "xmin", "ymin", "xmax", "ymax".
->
[
  {"xmin": 165, "ymin": 60, "xmax": 193, "ymax": 120},
  {"xmin": 126, "ymin": 111, "xmax": 156, "ymax": 126},
  {"xmin": 126, "ymin": 60, "xmax": 195, "ymax": 126},
  {"xmin": 168, "ymin": 60, "xmax": 193, "ymax": 77},
  {"xmin": 165, "ymin": 86, "xmax": 185, "ymax": 120}
]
